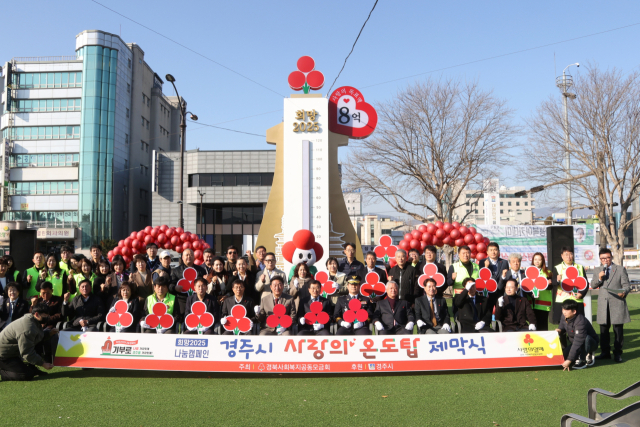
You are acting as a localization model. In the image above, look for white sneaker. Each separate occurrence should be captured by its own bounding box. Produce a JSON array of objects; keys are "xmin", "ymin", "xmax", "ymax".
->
[{"xmin": 586, "ymin": 353, "xmax": 595, "ymax": 367}]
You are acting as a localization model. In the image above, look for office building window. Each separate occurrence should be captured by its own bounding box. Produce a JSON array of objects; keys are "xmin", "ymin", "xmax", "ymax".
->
[
  {"xmin": 126, "ymin": 108, "xmax": 130, "ymax": 118},
  {"xmin": 525, "ymin": 202, "xmax": 528, "ymax": 206},
  {"xmin": 13, "ymin": 99, "xmax": 81, "ymax": 112},
  {"xmin": 3, "ymin": 126, "xmax": 80, "ymax": 140},
  {"xmin": 500, "ymin": 202, "xmax": 503, "ymax": 206},
  {"xmin": 127, "ymin": 83, "xmax": 130, "ymax": 94},
  {"xmin": 128, "ymin": 58, "xmax": 131, "ymax": 68},
  {"xmin": 9, "ymin": 181, "xmax": 78, "ymax": 195},
  {"xmin": 147, "ymin": 98, "xmax": 150, "ymax": 107},
  {"xmin": 516, "ymin": 202, "xmax": 520, "ymax": 206},
  {"xmin": 125, "ymin": 133, "xmax": 129, "ymax": 144},
  {"xmin": 197, "ymin": 204, "xmax": 263, "ymax": 256},
  {"xmin": 140, "ymin": 164, "xmax": 144, "ymax": 175},
  {"xmin": 188, "ymin": 173, "xmax": 274, "ymax": 187},
  {"xmin": 508, "ymin": 202, "xmax": 512, "ymax": 206},
  {"xmin": 10, "ymin": 154, "xmax": 79, "ymax": 168},
  {"xmin": 500, "ymin": 209, "xmax": 503, "ymax": 214},
  {"xmin": 124, "ymin": 159, "xmax": 128, "ymax": 169},
  {"xmin": 13, "ymin": 72, "xmax": 82, "ymax": 89},
  {"xmin": 2, "ymin": 210, "xmax": 78, "ymax": 226}
]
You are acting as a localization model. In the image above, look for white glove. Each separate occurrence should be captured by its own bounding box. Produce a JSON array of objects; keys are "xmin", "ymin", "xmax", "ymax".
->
[
  {"xmin": 299, "ymin": 317, "xmax": 306, "ymax": 325},
  {"xmin": 375, "ymin": 321, "xmax": 384, "ymax": 331},
  {"xmin": 294, "ymin": 278, "xmax": 299, "ymax": 288},
  {"xmin": 109, "ymin": 306, "xmax": 116, "ymax": 313},
  {"xmin": 340, "ymin": 321, "xmax": 352, "ymax": 329},
  {"xmin": 200, "ymin": 325, "xmax": 211, "ymax": 332},
  {"xmin": 405, "ymin": 322, "xmax": 414, "ymax": 331},
  {"xmin": 332, "ymin": 282, "xmax": 339, "ymax": 289},
  {"xmin": 187, "ymin": 324, "xmax": 197, "ymax": 331},
  {"xmin": 220, "ymin": 318, "xmax": 228, "ymax": 325},
  {"xmin": 442, "ymin": 324, "xmax": 451, "ymax": 332},
  {"xmin": 140, "ymin": 320, "xmax": 150, "ymax": 329},
  {"xmin": 313, "ymin": 323, "xmax": 323, "ymax": 331},
  {"xmin": 417, "ymin": 319, "xmax": 426, "ymax": 328},
  {"xmin": 498, "ymin": 296, "xmax": 504, "ymax": 307},
  {"xmin": 354, "ymin": 321, "xmax": 364, "ymax": 330},
  {"xmin": 248, "ymin": 319, "xmax": 254, "ymax": 330},
  {"xmin": 254, "ymin": 305, "xmax": 260, "ymax": 315},
  {"xmin": 81, "ymin": 326, "xmax": 87, "ymax": 332},
  {"xmin": 529, "ymin": 324, "xmax": 536, "ymax": 331},
  {"xmin": 465, "ymin": 282, "xmax": 474, "ymax": 291},
  {"xmin": 276, "ymin": 326, "xmax": 286, "ymax": 334},
  {"xmin": 475, "ymin": 321, "xmax": 485, "ymax": 330},
  {"xmin": 158, "ymin": 327, "xmax": 169, "ymax": 334}
]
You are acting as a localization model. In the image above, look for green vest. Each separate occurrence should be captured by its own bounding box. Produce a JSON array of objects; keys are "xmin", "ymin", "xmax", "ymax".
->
[
  {"xmin": 452, "ymin": 261, "xmax": 480, "ymax": 293},
  {"xmin": 555, "ymin": 262, "xmax": 586, "ymax": 303},
  {"xmin": 45, "ymin": 272, "xmax": 65, "ymax": 297},
  {"xmin": 59, "ymin": 260, "xmax": 70, "ymax": 274},
  {"xmin": 72, "ymin": 273, "xmax": 96, "ymax": 299},
  {"xmin": 533, "ymin": 269, "xmax": 552, "ymax": 311},
  {"xmin": 12, "ymin": 270, "xmax": 19, "ymax": 281},
  {"xmin": 25, "ymin": 266, "xmax": 43, "ymax": 299},
  {"xmin": 146, "ymin": 293, "xmax": 176, "ymax": 315}
]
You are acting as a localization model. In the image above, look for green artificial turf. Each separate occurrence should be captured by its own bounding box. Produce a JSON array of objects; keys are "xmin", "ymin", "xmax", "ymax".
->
[{"xmin": 2, "ymin": 294, "xmax": 640, "ymax": 427}]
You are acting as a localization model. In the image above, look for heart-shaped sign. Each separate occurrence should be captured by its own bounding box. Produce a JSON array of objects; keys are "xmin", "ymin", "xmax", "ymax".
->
[{"xmin": 329, "ymin": 86, "xmax": 378, "ymax": 139}]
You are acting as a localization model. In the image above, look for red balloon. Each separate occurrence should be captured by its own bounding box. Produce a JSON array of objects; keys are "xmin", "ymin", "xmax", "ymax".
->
[
  {"xmin": 194, "ymin": 249, "xmax": 203, "ymax": 259},
  {"xmin": 459, "ymin": 226, "xmax": 469, "ymax": 236},
  {"xmin": 435, "ymin": 229, "xmax": 446, "ymax": 239},
  {"xmin": 192, "ymin": 240, "xmax": 202, "ymax": 250},
  {"xmin": 203, "ymin": 243, "xmax": 210, "ymax": 250},
  {"xmin": 442, "ymin": 236, "xmax": 452, "ymax": 246},
  {"xmin": 159, "ymin": 224, "xmax": 168, "ymax": 232},
  {"xmin": 476, "ymin": 242, "xmax": 487, "ymax": 253},
  {"xmin": 468, "ymin": 227, "xmax": 477, "ymax": 236},
  {"xmin": 464, "ymin": 234, "xmax": 475, "ymax": 244},
  {"xmin": 418, "ymin": 224, "xmax": 427, "ymax": 233},
  {"xmin": 443, "ymin": 223, "xmax": 453, "ymax": 233},
  {"xmin": 144, "ymin": 235, "xmax": 154, "ymax": 245},
  {"xmin": 434, "ymin": 221, "xmax": 444, "ymax": 229},
  {"xmin": 163, "ymin": 242, "xmax": 172, "ymax": 250},
  {"xmin": 165, "ymin": 228, "xmax": 175, "ymax": 238},
  {"xmin": 421, "ymin": 232, "xmax": 432, "ymax": 243},
  {"xmin": 180, "ymin": 233, "xmax": 190, "ymax": 243},
  {"xmin": 474, "ymin": 233, "xmax": 484, "ymax": 243},
  {"xmin": 131, "ymin": 248, "xmax": 140, "ymax": 255},
  {"xmin": 157, "ymin": 233, "xmax": 167, "ymax": 244},
  {"xmin": 476, "ymin": 252, "xmax": 488, "ymax": 261},
  {"xmin": 122, "ymin": 255, "xmax": 131, "ymax": 266},
  {"xmin": 426, "ymin": 224, "xmax": 437, "ymax": 235},
  {"xmin": 471, "ymin": 251, "xmax": 478, "ymax": 259},
  {"xmin": 432, "ymin": 238, "xmax": 442, "ymax": 247},
  {"xmin": 399, "ymin": 240, "xmax": 410, "ymax": 251},
  {"xmin": 112, "ymin": 246, "xmax": 121, "ymax": 256},
  {"xmin": 455, "ymin": 238, "xmax": 465, "ymax": 247},
  {"xmin": 450, "ymin": 229, "xmax": 461, "ymax": 240},
  {"xmin": 411, "ymin": 230, "xmax": 421, "ymax": 240},
  {"xmin": 176, "ymin": 227, "xmax": 184, "ymax": 235},
  {"xmin": 121, "ymin": 247, "xmax": 131, "ymax": 257},
  {"xmin": 175, "ymin": 245, "xmax": 184, "ymax": 253},
  {"xmin": 194, "ymin": 259, "xmax": 203, "ymax": 266},
  {"xmin": 150, "ymin": 228, "xmax": 160, "ymax": 238},
  {"xmin": 190, "ymin": 234, "xmax": 199, "ymax": 242},
  {"xmin": 452, "ymin": 222, "xmax": 461, "ymax": 229},
  {"xmin": 404, "ymin": 233, "xmax": 412, "ymax": 242},
  {"xmin": 483, "ymin": 237, "xmax": 491, "ymax": 246},
  {"xmin": 170, "ymin": 235, "xmax": 181, "ymax": 246},
  {"xmin": 182, "ymin": 241, "xmax": 192, "ymax": 251},
  {"xmin": 410, "ymin": 239, "xmax": 420, "ymax": 249},
  {"xmin": 468, "ymin": 243, "xmax": 477, "ymax": 253},
  {"xmin": 107, "ymin": 250, "xmax": 114, "ymax": 259},
  {"xmin": 130, "ymin": 232, "xmax": 137, "ymax": 239},
  {"xmin": 419, "ymin": 241, "xmax": 427, "ymax": 251},
  {"xmin": 144, "ymin": 226, "xmax": 153, "ymax": 234},
  {"xmin": 388, "ymin": 259, "xmax": 397, "ymax": 269},
  {"xmin": 136, "ymin": 231, "xmax": 146, "ymax": 241},
  {"xmin": 117, "ymin": 240, "xmax": 124, "ymax": 248},
  {"xmin": 131, "ymin": 240, "xmax": 140, "ymax": 249}
]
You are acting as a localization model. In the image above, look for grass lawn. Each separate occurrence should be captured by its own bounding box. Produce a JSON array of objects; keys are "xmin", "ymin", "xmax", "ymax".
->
[{"xmin": 2, "ymin": 294, "xmax": 640, "ymax": 427}]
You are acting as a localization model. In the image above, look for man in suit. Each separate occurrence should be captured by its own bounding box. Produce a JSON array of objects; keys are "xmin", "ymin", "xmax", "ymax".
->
[
  {"xmin": 338, "ymin": 243, "xmax": 366, "ymax": 278},
  {"xmin": 591, "ymin": 248, "xmax": 631, "ymax": 363},
  {"xmin": 415, "ymin": 278, "xmax": 451, "ymax": 334},
  {"xmin": 480, "ymin": 242, "xmax": 510, "ymax": 282},
  {"xmin": 297, "ymin": 280, "xmax": 332, "ymax": 336},
  {"xmin": 360, "ymin": 251, "xmax": 388, "ymax": 284},
  {"xmin": 454, "ymin": 278, "xmax": 494, "ymax": 333},
  {"xmin": 421, "ymin": 245, "xmax": 447, "ymax": 298},
  {"xmin": 335, "ymin": 275, "xmax": 373, "ymax": 335},
  {"xmin": 388, "ymin": 249, "xmax": 417, "ymax": 304},
  {"xmin": 0, "ymin": 283, "xmax": 28, "ymax": 331},
  {"xmin": 255, "ymin": 252, "xmax": 286, "ymax": 299},
  {"xmin": 258, "ymin": 277, "xmax": 296, "ymax": 335},
  {"xmin": 498, "ymin": 253, "xmax": 526, "ymax": 295},
  {"xmin": 221, "ymin": 279, "xmax": 256, "ymax": 335},
  {"xmin": 373, "ymin": 281, "xmax": 415, "ymax": 335}
]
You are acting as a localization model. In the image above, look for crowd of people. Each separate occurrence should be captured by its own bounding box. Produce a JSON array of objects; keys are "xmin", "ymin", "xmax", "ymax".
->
[{"xmin": 0, "ymin": 240, "xmax": 632, "ymax": 380}]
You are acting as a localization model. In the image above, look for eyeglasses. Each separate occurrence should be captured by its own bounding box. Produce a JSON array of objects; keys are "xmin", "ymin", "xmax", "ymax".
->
[
  {"xmin": 227, "ymin": 251, "xmax": 237, "ymax": 255},
  {"xmin": 600, "ymin": 256, "xmax": 611, "ymax": 260},
  {"xmin": 265, "ymin": 259, "xmax": 275, "ymax": 263}
]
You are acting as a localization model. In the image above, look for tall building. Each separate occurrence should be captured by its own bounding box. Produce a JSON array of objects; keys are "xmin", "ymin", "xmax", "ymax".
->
[
  {"xmin": 0, "ymin": 30, "xmax": 182, "ymax": 251},
  {"xmin": 343, "ymin": 190, "xmax": 362, "ymax": 217},
  {"xmin": 452, "ymin": 186, "xmax": 535, "ymax": 226}
]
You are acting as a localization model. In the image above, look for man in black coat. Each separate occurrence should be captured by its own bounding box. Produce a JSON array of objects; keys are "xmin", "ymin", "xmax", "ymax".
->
[
  {"xmin": 415, "ymin": 278, "xmax": 451, "ymax": 334},
  {"xmin": 387, "ymin": 249, "xmax": 417, "ymax": 304},
  {"xmin": 183, "ymin": 277, "xmax": 219, "ymax": 335},
  {"xmin": 221, "ymin": 279, "xmax": 256, "ymax": 334},
  {"xmin": 62, "ymin": 279, "xmax": 105, "ymax": 331},
  {"xmin": 419, "ymin": 245, "xmax": 448, "ymax": 298},
  {"xmin": 372, "ymin": 281, "xmax": 415, "ymax": 335},
  {"xmin": 495, "ymin": 278, "xmax": 537, "ymax": 332},
  {"xmin": 360, "ymin": 251, "xmax": 388, "ymax": 284},
  {"xmin": 0, "ymin": 283, "xmax": 28, "ymax": 331},
  {"xmin": 297, "ymin": 280, "xmax": 332, "ymax": 336},
  {"xmin": 169, "ymin": 249, "xmax": 206, "ymax": 317},
  {"xmin": 335, "ymin": 275, "xmax": 373, "ymax": 335},
  {"xmin": 453, "ymin": 278, "xmax": 494, "ymax": 333},
  {"xmin": 557, "ymin": 299, "xmax": 600, "ymax": 370},
  {"xmin": 338, "ymin": 243, "xmax": 365, "ymax": 278}
]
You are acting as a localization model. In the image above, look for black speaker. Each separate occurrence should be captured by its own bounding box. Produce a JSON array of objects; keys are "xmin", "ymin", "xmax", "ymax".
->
[
  {"xmin": 10, "ymin": 229, "xmax": 37, "ymax": 273},
  {"xmin": 547, "ymin": 226, "xmax": 574, "ymax": 324}
]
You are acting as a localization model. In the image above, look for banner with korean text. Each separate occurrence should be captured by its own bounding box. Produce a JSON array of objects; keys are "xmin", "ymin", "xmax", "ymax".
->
[{"xmin": 54, "ymin": 331, "xmax": 563, "ymax": 373}]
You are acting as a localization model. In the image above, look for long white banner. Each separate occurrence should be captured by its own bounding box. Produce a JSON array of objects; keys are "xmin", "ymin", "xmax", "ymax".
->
[{"xmin": 54, "ymin": 331, "xmax": 564, "ymax": 373}]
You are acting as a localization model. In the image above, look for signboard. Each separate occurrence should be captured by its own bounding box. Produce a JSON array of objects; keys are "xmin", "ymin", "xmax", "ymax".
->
[
  {"xmin": 36, "ymin": 228, "xmax": 75, "ymax": 240},
  {"xmin": 474, "ymin": 224, "xmax": 595, "ymax": 246},
  {"xmin": 20, "ymin": 203, "xmax": 29, "ymax": 210},
  {"xmin": 55, "ymin": 331, "xmax": 564, "ymax": 373},
  {"xmin": 483, "ymin": 179, "xmax": 500, "ymax": 226}
]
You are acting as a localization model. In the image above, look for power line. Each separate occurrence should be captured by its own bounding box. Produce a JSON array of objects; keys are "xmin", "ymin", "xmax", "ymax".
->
[
  {"xmin": 326, "ymin": 0, "xmax": 379, "ymax": 96},
  {"xmin": 188, "ymin": 120, "xmax": 266, "ymax": 137},
  {"xmin": 362, "ymin": 21, "xmax": 640, "ymax": 89},
  {"xmin": 90, "ymin": 0, "xmax": 286, "ymax": 98}
]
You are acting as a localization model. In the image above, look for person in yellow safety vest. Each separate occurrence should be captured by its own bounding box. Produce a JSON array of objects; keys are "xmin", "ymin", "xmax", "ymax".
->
[
  {"xmin": 447, "ymin": 246, "xmax": 480, "ymax": 295},
  {"xmin": 59, "ymin": 245, "xmax": 74, "ymax": 275},
  {"xmin": 555, "ymin": 246, "xmax": 587, "ymax": 317},
  {"xmin": 36, "ymin": 254, "xmax": 69, "ymax": 298},
  {"xmin": 4, "ymin": 255, "xmax": 20, "ymax": 283},
  {"xmin": 141, "ymin": 275, "xmax": 181, "ymax": 334},
  {"xmin": 530, "ymin": 252, "xmax": 553, "ymax": 331},
  {"xmin": 69, "ymin": 258, "xmax": 95, "ymax": 301},
  {"xmin": 22, "ymin": 252, "xmax": 47, "ymax": 300}
]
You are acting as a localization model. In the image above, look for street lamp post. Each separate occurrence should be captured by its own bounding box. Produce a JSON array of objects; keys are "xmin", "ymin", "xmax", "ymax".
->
[
  {"xmin": 197, "ymin": 190, "xmax": 206, "ymax": 239},
  {"xmin": 556, "ymin": 63, "xmax": 579, "ymax": 225},
  {"xmin": 165, "ymin": 74, "xmax": 198, "ymax": 230}
]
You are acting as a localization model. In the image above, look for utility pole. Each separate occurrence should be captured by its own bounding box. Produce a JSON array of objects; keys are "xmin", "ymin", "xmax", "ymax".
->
[
  {"xmin": 197, "ymin": 190, "xmax": 206, "ymax": 239},
  {"xmin": 556, "ymin": 63, "xmax": 579, "ymax": 225}
]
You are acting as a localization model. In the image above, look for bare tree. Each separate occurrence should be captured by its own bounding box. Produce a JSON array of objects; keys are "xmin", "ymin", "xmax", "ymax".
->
[
  {"xmin": 524, "ymin": 65, "xmax": 640, "ymax": 264},
  {"xmin": 343, "ymin": 78, "xmax": 518, "ymax": 225}
]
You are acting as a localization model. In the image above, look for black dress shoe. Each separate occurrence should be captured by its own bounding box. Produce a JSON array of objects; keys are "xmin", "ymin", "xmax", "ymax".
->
[
  {"xmin": 595, "ymin": 353, "xmax": 611, "ymax": 360},
  {"xmin": 614, "ymin": 354, "xmax": 623, "ymax": 363}
]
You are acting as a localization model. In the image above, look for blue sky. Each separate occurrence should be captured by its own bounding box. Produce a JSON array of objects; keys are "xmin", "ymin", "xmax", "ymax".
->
[{"xmin": 4, "ymin": 0, "xmax": 640, "ymax": 217}]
